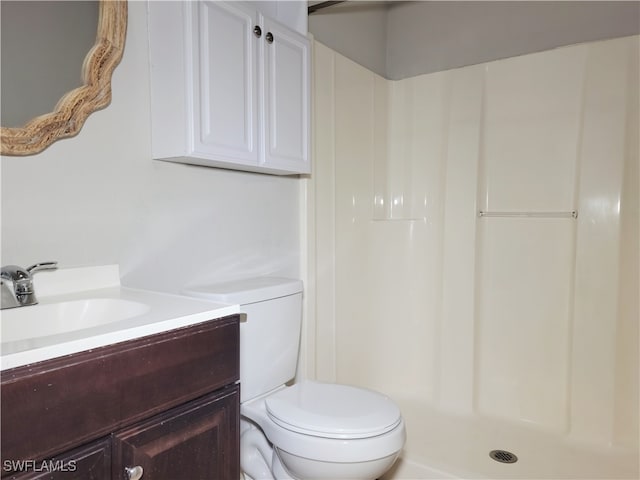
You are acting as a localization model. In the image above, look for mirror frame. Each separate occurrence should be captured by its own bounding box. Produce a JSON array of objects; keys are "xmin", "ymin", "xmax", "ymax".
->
[{"xmin": 0, "ymin": 0, "xmax": 127, "ymax": 156}]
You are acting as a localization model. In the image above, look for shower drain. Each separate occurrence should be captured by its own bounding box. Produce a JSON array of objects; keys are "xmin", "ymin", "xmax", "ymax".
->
[{"xmin": 489, "ymin": 449, "xmax": 518, "ymax": 464}]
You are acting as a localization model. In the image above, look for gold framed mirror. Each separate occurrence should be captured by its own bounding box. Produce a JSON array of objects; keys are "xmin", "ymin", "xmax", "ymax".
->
[{"xmin": 0, "ymin": 0, "xmax": 127, "ymax": 156}]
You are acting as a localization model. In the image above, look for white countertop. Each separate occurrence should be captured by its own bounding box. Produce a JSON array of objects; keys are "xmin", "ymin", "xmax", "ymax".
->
[{"xmin": 0, "ymin": 265, "xmax": 240, "ymax": 370}]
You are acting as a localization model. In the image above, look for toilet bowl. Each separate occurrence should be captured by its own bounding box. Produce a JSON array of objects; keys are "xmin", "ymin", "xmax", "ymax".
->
[
  {"xmin": 241, "ymin": 381, "xmax": 406, "ymax": 480},
  {"xmin": 183, "ymin": 277, "xmax": 406, "ymax": 479}
]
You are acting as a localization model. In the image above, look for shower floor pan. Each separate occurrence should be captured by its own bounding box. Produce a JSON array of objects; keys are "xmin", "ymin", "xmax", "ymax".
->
[{"xmin": 383, "ymin": 398, "xmax": 638, "ymax": 480}]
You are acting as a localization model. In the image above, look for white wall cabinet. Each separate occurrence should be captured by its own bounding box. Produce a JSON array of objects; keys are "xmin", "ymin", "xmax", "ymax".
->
[{"xmin": 149, "ymin": 1, "xmax": 310, "ymax": 175}]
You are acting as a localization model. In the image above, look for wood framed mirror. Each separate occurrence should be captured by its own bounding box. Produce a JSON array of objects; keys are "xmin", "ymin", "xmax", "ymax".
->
[{"xmin": 0, "ymin": 0, "xmax": 127, "ymax": 156}]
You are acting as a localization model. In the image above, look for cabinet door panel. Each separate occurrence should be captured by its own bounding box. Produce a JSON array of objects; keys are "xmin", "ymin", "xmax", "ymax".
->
[
  {"xmin": 6, "ymin": 438, "xmax": 110, "ymax": 480},
  {"xmin": 261, "ymin": 16, "xmax": 310, "ymax": 173},
  {"xmin": 194, "ymin": 1, "xmax": 258, "ymax": 164},
  {"xmin": 149, "ymin": 1, "xmax": 310, "ymax": 175},
  {"xmin": 113, "ymin": 386, "xmax": 239, "ymax": 480}
]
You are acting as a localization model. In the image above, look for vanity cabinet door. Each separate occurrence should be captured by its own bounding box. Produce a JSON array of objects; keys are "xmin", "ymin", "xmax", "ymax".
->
[
  {"xmin": 112, "ymin": 385, "xmax": 239, "ymax": 480},
  {"xmin": 4, "ymin": 438, "xmax": 111, "ymax": 480},
  {"xmin": 260, "ymin": 15, "xmax": 310, "ymax": 174}
]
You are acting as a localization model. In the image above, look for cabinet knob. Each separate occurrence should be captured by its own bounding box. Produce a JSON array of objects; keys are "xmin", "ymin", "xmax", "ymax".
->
[
  {"xmin": 253, "ymin": 25, "xmax": 262, "ymax": 38},
  {"xmin": 125, "ymin": 466, "xmax": 144, "ymax": 480},
  {"xmin": 266, "ymin": 32, "xmax": 274, "ymax": 44}
]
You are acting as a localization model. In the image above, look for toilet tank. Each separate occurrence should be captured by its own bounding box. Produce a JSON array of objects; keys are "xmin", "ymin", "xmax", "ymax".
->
[{"xmin": 184, "ymin": 277, "xmax": 303, "ymax": 403}]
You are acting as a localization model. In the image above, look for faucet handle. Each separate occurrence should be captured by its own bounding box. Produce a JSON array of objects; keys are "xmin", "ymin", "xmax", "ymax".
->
[
  {"xmin": 1, "ymin": 262, "xmax": 57, "ymax": 309},
  {"xmin": 26, "ymin": 261, "xmax": 58, "ymax": 275}
]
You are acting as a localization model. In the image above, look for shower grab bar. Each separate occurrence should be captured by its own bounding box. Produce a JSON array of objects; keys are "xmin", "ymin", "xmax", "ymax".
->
[{"xmin": 478, "ymin": 210, "xmax": 578, "ymax": 219}]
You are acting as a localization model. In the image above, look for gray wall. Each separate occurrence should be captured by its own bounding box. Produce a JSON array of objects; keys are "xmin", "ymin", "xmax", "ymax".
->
[
  {"xmin": 309, "ymin": 1, "xmax": 389, "ymax": 77},
  {"xmin": 309, "ymin": 1, "xmax": 640, "ymax": 80}
]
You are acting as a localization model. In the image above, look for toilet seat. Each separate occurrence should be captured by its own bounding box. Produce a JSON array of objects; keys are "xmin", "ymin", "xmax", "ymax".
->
[
  {"xmin": 265, "ymin": 381, "xmax": 402, "ymax": 439},
  {"xmin": 242, "ymin": 383, "xmax": 406, "ymax": 466}
]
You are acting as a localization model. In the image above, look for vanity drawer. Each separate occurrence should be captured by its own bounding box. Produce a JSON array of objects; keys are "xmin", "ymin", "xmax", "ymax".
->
[{"xmin": 1, "ymin": 315, "xmax": 239, "ymax": 464}]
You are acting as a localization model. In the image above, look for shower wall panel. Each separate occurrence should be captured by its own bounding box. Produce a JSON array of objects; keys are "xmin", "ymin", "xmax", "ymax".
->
[
  {"xmin": 475, "ymin": 219, "xmax": 575, "ymax": 431},
  {"xmin": 311, "ymin": 35, "xmax": 639, "ymax": 448},
  {"xmin": 570, "ymin": 37, "xmax": 636, "ymax": 444},
  {"xmin": 473, "ymin": 45, "xmax": 586, "ymax": 432}
]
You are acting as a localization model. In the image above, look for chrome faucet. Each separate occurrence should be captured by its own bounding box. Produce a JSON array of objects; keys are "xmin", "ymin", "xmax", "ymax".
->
[{"xmin": 1, "ymin": 262, "xmax": 58, "ymax": 309}]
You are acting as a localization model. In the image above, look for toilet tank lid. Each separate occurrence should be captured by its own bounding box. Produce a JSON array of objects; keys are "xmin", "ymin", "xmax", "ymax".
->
[{"xmin": 183, "ymin": 277, "xmax": 302, "ymax": 305}]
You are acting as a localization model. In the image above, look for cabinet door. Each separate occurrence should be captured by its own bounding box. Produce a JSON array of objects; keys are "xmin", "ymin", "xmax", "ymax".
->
[
  {"xmin": 261, "ymin": 16, "xmax": 310, "ymax": 174},
  {"xmin": 5, "ymin": 438, "xmax": 111, "ymax": 480},
  {"xmin": 192, "ymin": 1, "xmax": 259, "ymax": 166},
  {"xmin": 112, "ymin": 386, "xmax": 239, "ymax": 480}
]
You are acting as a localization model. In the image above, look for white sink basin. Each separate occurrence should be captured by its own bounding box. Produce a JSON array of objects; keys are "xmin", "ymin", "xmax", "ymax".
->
[
  {"xmin": 0, "ymin": 265, "xmax": 241, "ymax": 371},
  {"xmin": 1, "ymin": 298, "xmax": 150, "ymax": 343}
]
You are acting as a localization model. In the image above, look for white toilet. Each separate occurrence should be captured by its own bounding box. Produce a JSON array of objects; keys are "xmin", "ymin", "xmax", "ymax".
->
[{"xmin": 185, "ymin": 277, "xmax": 405, "ymax": 480}]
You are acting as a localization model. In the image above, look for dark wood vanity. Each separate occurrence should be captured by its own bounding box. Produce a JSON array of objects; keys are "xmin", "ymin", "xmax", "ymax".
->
[{"xmin": 1, "ymin": 315, "xmax": 240, "ymax": 479}]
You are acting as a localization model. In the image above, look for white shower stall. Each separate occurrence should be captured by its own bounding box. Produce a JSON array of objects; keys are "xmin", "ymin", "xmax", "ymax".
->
[{"xmin": 306, "ymin": 35, "xmax": 639, "ymax": 478}]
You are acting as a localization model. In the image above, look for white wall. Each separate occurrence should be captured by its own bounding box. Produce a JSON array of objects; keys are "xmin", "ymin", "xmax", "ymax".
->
[
  {"xmin": 1, "ymin": 2, "xmax": 302, "ymax": 294},
  {"xmin": 311, "ymin": 34, "xmax": 639, "ymax": 450}
]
